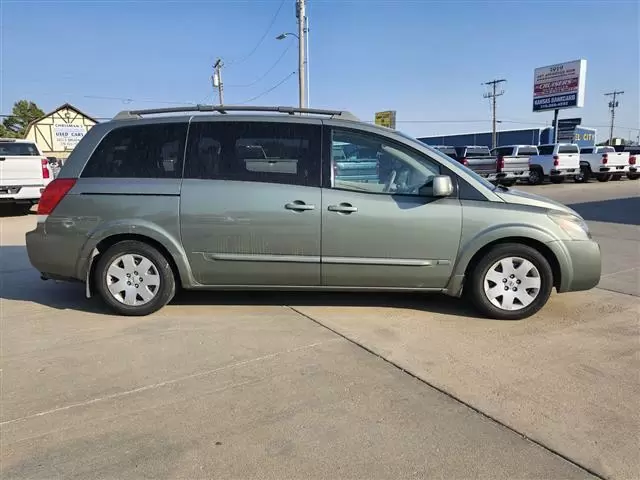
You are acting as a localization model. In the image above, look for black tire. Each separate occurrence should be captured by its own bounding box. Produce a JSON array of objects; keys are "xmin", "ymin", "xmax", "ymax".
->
[
  {"xmin": 574, "ymin": 166, "xmax": 591, "ymax": 183},
  {"xmin": 627, "ymin": 173, "xmax": 640, "ymax": 180},
  {"xmin": 528, "ymin": 167, "xmax": 543, "ymax": 185},
  {"xmin": 500, "ymin": 179, "xmax": 516, "ymax": 187},
  {"xmin": 597, "ymin": 174, "xmax": 612, "ymax": 182},
  {"xmin": 466, "ymin": 243, "xmax": 554, "ymax": 320},
  {"xmin": 550, "ymin": 176, "xmax": 565, "ymax": 184},
  {"xmin": 94, "ymin": 240, "xmax": 176, "ymax": 316}
]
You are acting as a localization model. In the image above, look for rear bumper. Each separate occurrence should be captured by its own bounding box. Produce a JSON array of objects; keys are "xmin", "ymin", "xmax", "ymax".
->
[
  {"xmin": 26, "ymin": 222, "xmax": 80, "ymax": 281},
  {"xmin": 549, "ymin": 168, "xmax": 578, "ymax": 177},
  {"xmin": 598, "ymin": 165, "xmax": 630, "ymax": 173},
  {"xmin": 0, "ymin": 185, "xmax": 44, "ymax": 203},
  {"xmin": 553, "ymin": 239, "xmax": 601, "ymax": 293},
  {"xmin": 487, "ymin": 170, "xmax": 529, "ymax": 181}
]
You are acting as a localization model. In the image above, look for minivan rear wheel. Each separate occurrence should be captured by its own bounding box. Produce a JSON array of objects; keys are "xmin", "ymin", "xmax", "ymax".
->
[
  {"xmin": 467, "ymin": 243, "xmax": 553, "ymax": 320},
  {"xmin": 94, "ymin": 240, "xmax": 176, "ymax": 316}
]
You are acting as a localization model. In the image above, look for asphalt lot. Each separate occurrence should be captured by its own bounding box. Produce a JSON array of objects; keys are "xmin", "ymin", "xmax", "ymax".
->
[{"xmin": 1, "ymin": 180, "xmax": 638, "ymax": 479}]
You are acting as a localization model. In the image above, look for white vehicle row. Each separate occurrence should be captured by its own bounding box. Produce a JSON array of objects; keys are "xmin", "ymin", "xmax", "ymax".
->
[{"xmin": 0, "ymin": 138, "xmax": 55, "ymax": 209}]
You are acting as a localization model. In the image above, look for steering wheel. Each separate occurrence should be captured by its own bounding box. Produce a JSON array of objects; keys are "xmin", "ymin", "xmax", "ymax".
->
[{"xmin": 383, "ymin": 170, "xmax": 397, "ymax": 193}]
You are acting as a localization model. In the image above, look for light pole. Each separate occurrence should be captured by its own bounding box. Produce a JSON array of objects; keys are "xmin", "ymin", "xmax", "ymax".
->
[
  {"xmin": 276, "ymin": 0, "xmax": 307, "ymax": 109},
  {"xmin": 276, "ymin": 32, "xmax": 306, "ymax": 108}
]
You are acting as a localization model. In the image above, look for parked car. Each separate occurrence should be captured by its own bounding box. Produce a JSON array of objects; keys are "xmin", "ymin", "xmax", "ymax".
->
[
  {"xmin": 575, "ymin": 146, "xmax": 630, "ymax": 183},
  {"xmin": 625, "ymin": 148, "xmax": 639, "ymax": 180},
  {"xmin": 0, "ymin": 138, "xmax": 53, "ymax": 209},
  {"xmin": 489, "ymin": 145, "xmax": 538, "ymax": 186},
  {"xmin": 528, "ymin": 143, "xmax": 580, "ymax": 184},
  {"xmin": 434, "ymin": 145, "xmax": 517, "ymax": 186},
  {"xmin": 26, "ymin": 105, "xmax": 601, "ymax": 320}
]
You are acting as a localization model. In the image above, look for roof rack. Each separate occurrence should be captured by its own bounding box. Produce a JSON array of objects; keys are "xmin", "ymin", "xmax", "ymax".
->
[{"xmin": 113, "ymin": 105, "xmax": 360, "ymax": 122}]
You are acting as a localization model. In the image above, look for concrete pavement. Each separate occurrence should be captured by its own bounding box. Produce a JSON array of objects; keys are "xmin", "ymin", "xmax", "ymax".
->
[{"xmin": 1, "ymin": 180, "xmax": 638, "ymax": 479}]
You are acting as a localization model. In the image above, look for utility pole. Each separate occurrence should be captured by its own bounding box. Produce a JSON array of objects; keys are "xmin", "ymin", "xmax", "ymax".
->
[
  {"xmin": 604, "ymin": 90, "xmax": 624, "ymax": 144},
  {"xmin": 483, "ymin": 79, "xmax": 506, "ymax": 149},
  {"xmin": 212, "ymin": 59, "xmax": 224, "ymax": 105},
  {"xmin": 296, "ymin": 0, "xmax": 306, "ymax": 108}
]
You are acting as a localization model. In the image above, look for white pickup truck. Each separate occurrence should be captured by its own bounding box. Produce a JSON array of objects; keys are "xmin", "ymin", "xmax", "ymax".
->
[
  {"xmin": 0, "ymin": 138, "xmax": 53, "ymax": 208},
  {"xmin": 575, "ymin": 146, "xmax": 630, "ymax": 183},
  {"xmin": 527, "ymin": 143, "xmax": 580, "ymax": 184}
]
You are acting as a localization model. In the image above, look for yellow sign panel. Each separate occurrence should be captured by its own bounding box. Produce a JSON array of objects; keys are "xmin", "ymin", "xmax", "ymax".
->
[{"xmin": 374, "ymin": 110, "xmax": 396, "ymax": 129}]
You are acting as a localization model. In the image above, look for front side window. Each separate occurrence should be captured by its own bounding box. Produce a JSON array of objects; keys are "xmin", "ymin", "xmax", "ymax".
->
[
  {"xmin": 81, "ymin": 123, "xmax": 187, "ymax": 178},
  {"xmin": 331, "ymin": 128, "xmax": 440, "ymax": 196},
  {"xmin": 185, "ymin": 121, "xmax": 321, "ymax": 187}
]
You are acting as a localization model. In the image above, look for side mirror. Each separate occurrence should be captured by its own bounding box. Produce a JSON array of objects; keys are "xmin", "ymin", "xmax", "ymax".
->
[{"xmin": 421, "ymin": 175, "xmax": 453, "ymax": 197}]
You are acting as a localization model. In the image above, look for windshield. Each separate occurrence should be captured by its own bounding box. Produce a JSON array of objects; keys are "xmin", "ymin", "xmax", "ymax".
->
[{"xmin": 393, "ymin": 131, "xmax": 497, "ymax": 191}]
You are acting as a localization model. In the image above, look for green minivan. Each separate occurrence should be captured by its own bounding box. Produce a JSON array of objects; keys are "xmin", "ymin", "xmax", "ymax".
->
[{"xmin": 26, "ymin": 106, "xmax": 601, "ymax": 319}]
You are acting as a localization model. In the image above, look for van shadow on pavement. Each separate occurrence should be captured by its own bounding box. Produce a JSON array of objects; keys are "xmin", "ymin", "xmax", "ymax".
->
[
  {"xmin": 567, "ymin": 196, "xmax": 640, "ymax": 226},
  {"xmin": 1, "ymin": 245, "xmax": 480, "ymax": 318},
  {"xmin": 0, "ymin": 204, "xmax": 34, "ymax": 217}
]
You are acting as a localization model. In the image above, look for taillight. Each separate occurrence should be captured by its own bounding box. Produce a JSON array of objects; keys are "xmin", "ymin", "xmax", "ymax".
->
[
  {"xmin": 630, "ymin": 156, "xmax": 637, "ymax": 165},
  {"xmin": 460, "ymin": 157, "xmax": 469, "ymax": 166},
  {"xmin": 553, "ymin": 155, "xmax": 559, "ymax": 166},
  {"xmin": 41, "ymin": 158, "xmax": 50, "ymax": 179},
  {"xmin": 602, "ymin": 153, "xmax": 608, "ymax": 164},
  {"xmin": 496, "ymin": 156, "xmax": 505, "ymax": 172},
  {"xmin": 37, "ymin": 178, "xmax": 76, "ymax": 215}
]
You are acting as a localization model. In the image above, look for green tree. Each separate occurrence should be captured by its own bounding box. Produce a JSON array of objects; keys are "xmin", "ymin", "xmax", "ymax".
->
[{"xmin": 1, "ymin": 100, "xmax": 44, "ymax": 138}]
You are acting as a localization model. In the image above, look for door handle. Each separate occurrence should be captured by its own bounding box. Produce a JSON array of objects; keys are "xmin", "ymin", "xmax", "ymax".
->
[
  {"xmin": 285, "ymin": 201, "xmax": 315, "ymax": 212},
  {"xmin": 328, "ymin": 203, "xmax": 358, "ymax": 214}
]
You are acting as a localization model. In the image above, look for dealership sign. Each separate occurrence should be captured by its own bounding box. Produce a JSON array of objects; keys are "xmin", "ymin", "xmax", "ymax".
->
[
  {"xmin": 533, "ymin": 59, "xmax": 587, "ymax": 112},
  {"xmin": 53, "ymin": 124, "xmax": 87, "ymax": 150}
]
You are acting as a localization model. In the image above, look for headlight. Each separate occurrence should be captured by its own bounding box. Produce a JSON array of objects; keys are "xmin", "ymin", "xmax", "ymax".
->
[{"xmin": 548, "ymin": 211, "xmax": 591, "ymax": 240}]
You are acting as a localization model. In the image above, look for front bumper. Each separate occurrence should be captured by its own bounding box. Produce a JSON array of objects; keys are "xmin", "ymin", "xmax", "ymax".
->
[{"xmin": 553, "ymin": 239, "xmax": 601, "ymax": 293}]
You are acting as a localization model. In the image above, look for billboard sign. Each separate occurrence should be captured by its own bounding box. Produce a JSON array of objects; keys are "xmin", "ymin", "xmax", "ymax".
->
[
  {"xmin": 533, "ymin": 59, "xmax": 587, "ymax": 112},
  {"xmin": 374, "ymin": 110, "xmax": 396, "ymax": 129},
  {"xmin": 557, "ymin": 118, "xmax": 582, "ymax": 142},
  {"xmin": 53, "ymin": 123, "xmax": 87, "ymax": 150}
]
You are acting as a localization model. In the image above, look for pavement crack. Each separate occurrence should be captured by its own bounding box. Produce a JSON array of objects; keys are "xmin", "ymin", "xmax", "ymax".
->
[
  {"xmin": 0, "ymin": 339, "xmax": 340, "ymax": 427},
  {"xmin": 288, "ymin": 305, "xmax": 607, "ymax": 480}
]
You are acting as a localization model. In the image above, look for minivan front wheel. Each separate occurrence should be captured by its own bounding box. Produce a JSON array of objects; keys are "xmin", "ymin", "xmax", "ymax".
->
[
  {"xmin": 95, "ymin": 240, "xmax": 176, "ymax": 316},
  {"xmin": 467, "ymin": 244, "xmax": 553, "ymax": 320}
]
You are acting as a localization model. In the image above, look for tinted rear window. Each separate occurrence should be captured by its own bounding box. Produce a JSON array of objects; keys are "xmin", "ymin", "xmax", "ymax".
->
[
  {"xmin": 598, "ymin": 146, "xmax": 615, "ymax": 153},
  {"xmin": 493, "ymin": 147, "xmax": 513, "ymax": 156},
  {"xmin": 580, "ymin": 148, "xmax": 594, "ymax": 154},
  {"xmin": 463, "ymin": 147, "xmax": 491, "ymax": 157},
  {"xmin": 184, "ymin": 121, "xmax": 321, "ymax": 186},
  {"xmin": 558, "ymin": 145, "xmax": 579, "ymax": 154},
  {"xmin": 538, "ymin": 145, "xmax": 555, "ymax": 155},
  {"xmin": 517, "ymin": 147, "xmax": 538, "ymax": 156},
  {"xmin": 81, "ymin": 123, "xmax": 188, "ymax": 178},
  {"xmin": 436, "ymin": 147, "xmax": 456, "ymax": 156},
  {"xmin": 0, "ymin": 142, "xmax": 40, "ymax": 156}
]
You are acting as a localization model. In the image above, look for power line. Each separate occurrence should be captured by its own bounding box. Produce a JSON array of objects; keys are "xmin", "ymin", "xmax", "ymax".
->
[
  {"xmin": 237, "ymin": 71, "xmax": 296, "ymax": 104},
  {"xmin": 226, "ymin": 0, "xmax": 286, "ymax": 66},
  {"xmin": 226, "ymin": 40, "xmax": 294, "ymax": 88}
]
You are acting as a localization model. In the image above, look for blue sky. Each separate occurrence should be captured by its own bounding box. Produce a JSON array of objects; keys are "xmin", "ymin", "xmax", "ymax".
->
[{"xmin": 1, "ymin": 0, "xmax": 638, "ymax": 141}]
